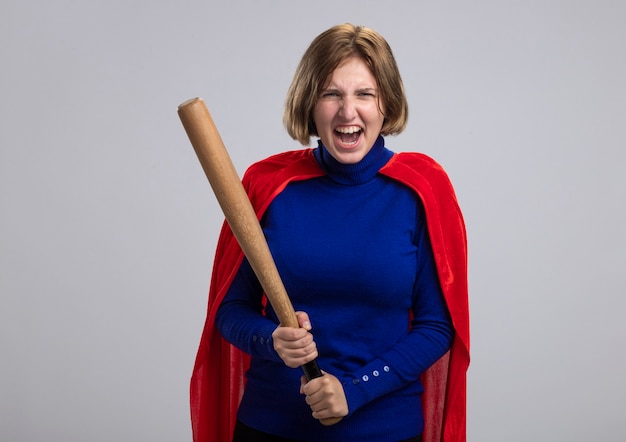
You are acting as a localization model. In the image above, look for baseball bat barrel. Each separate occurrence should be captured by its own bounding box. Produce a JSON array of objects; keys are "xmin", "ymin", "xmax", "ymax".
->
[{"xmin": 178, "ymin": 97, "xmax": 341, "ymax": 426}]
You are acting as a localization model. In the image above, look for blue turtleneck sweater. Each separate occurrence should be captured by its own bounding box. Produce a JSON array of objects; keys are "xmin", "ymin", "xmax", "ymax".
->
[{"xmin": 216, "ymin": 137, "xmax": 452, "ymax": 441}]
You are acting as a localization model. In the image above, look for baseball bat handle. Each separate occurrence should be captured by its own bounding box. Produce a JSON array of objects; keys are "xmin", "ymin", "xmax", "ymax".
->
[{"xmin": 302, "ymin": 359, "xmax": 323, "ymax": 381}]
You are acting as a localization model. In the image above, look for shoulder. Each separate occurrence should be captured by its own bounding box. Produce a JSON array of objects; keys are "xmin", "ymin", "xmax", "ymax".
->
[
  {"xmin": 381, "ymin": 152, "xmax": 453, "ymax": 190},
  {"xmin": 391, "ymin": 152, "xmax": 446, "ymax": 173},
  {"xmin": 244, "ymin": 149, "xmax": 318, "ymax": 180},
  {"xmin": 241, "ymin": 148, "xmax": 324, "ymax": 212}
]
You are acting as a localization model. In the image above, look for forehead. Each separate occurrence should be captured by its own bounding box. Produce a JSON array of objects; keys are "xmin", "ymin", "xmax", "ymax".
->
[{"xmin": 324, "ymin": 57, "xmax": 377, "ymax": 88}]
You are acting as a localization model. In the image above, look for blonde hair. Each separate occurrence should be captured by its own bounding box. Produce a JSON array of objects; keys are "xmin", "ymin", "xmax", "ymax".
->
[{"xmin": 284, "ymin": 23, "xmax": 408, "ymax": 145}]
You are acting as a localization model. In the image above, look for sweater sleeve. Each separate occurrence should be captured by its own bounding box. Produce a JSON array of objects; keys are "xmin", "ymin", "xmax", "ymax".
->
[
  {"xmin": 215, "ymin": 258, "xmax": 283, "ymax": 362},
  {"xmin": 341, "ymin": 209, "xmax": 454, "ymax": 416}
]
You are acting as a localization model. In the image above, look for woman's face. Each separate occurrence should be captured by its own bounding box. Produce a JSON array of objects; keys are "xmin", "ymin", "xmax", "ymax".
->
[{"xmin": 313, "ymin": 57, "xmax": 385, "ymax": 164}]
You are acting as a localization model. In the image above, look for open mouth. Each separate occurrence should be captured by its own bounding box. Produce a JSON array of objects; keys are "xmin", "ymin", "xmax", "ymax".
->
[{"xmin": 335, "ymin": 126, "xmax": 362, "ymax": 146}]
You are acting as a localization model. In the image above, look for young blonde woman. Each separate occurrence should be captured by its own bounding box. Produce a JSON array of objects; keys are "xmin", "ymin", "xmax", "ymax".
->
[{"xmin": 191, "ymin": 23, "xmax": 470, "ymax": 442}]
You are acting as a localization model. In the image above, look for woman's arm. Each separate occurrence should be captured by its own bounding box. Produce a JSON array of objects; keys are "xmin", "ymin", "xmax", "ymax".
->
[
  {"xmin": 340, "ymin": 211, "xmax": 454, "ymax": 415},
  {"xmin": 215, "ymin": 258, "xmax": 282, "ymax": 361}
]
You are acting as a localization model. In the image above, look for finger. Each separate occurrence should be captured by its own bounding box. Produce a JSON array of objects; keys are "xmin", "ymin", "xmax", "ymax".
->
[
  {"xmin": 295, "ymin": 311, "xmax": 312, "ymax": 330},
  {"xmin": 282, "ymin": 335, "xmax": 315, "ymax": 352},
  {"xmin": 302, "ymin": 375, "xmax": 323, "ymax": 396},
  {"xmin": 273, "ymin": 325, "xmax": 308, "ymax": 342}
]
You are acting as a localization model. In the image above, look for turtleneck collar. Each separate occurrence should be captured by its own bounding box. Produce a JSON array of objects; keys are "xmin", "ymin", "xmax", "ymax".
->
[{"xmin": 313, "ymin": 136, "xmax": 394, "ymax": 185}]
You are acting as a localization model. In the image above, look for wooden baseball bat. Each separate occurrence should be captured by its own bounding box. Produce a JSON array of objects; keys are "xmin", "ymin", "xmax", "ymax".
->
[{"xmin": 178, "ymin": 97, "xmax": 341, "ymax": 426}]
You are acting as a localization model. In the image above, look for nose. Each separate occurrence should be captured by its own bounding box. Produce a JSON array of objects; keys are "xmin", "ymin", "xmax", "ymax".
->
[{"xmin": 339, "ymin": 96, "xmax": 357, "ymax": 120}]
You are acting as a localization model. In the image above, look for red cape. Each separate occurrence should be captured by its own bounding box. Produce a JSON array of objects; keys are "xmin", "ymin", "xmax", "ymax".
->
[{"xmin": 190, "ymin": 149, "xmax": 469, "ymax": 442}]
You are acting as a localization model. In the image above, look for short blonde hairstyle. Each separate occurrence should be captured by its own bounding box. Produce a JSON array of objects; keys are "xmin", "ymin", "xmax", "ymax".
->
[{"xmin": 284, "ymin": 23, "xmax": 409, "ymax": 145}]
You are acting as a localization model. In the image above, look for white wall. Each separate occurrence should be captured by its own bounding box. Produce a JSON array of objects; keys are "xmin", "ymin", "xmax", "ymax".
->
[{"xmin": 1, "ymin": 1, "xmax": 624, "ymax": 440}]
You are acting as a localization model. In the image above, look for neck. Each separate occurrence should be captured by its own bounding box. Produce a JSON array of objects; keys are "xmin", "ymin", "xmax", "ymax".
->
[{"xmin": 314, "ymin": 136, "xmax": 393, "ymax": 185}]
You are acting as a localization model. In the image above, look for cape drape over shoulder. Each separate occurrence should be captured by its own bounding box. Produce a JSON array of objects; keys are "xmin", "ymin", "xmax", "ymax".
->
[{"xmin": 189, "ymin": 149, "xmax": 469, "ymax": 442}]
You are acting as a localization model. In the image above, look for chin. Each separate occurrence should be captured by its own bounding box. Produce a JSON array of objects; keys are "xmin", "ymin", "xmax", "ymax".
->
[{"xmin": 333, "ymin": 150, "xmax": 368, "ymax": 164}]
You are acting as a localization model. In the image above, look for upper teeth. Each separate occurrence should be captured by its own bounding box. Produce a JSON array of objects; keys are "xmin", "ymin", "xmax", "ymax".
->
[{"xmin": 336, "ymin": 126, "xmax": 361, "ymax": 134}]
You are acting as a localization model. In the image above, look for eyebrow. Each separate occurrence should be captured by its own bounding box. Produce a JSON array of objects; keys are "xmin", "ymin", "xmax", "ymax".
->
[{"xmin": 321, "ymin": 86, "xmax": 377, "ymax": 94}]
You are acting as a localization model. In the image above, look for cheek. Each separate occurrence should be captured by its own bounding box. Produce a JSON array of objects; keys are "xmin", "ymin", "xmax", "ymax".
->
[
  {"xmin": 313, "ymin": 105, "xmax": 333, "ymax": 130},
  {"xmin": 375, "ymin": 105, "xmax": 386, "ymax": 127},
  {"xmin": 374, "ymin": 99, "xmax": 385, "ymax": 124}
]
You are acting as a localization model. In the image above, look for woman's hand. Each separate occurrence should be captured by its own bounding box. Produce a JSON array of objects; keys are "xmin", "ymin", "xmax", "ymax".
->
[
  {"xmin": 272, "ymin": 311, "xmax": 318, "ymax": 368},
  {"xmin": 300, "ymin": 371, "xmax": 349, "ymax": 420}
]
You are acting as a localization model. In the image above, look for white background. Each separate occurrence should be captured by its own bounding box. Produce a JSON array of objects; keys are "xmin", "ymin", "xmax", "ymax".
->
[{"xmin": 1, "ymin": 1, "xmax": 624, "ymax": 441}]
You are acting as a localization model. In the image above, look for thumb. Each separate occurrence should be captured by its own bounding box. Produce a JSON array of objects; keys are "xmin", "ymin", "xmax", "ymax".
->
[
  {"xmin": 299, "ymin": 375, "xmax": 307, "ymax": 394},
  {"xmin": 295, "ymin": 311, "xmax": 312, "ymax": 330}
]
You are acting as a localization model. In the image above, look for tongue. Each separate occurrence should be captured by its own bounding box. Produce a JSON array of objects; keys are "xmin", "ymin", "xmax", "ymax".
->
[{"xmin": 339, "ymin": 131, "xmax": 360, "ymax": 144}]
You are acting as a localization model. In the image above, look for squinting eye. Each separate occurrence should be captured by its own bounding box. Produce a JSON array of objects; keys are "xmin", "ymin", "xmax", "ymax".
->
[{"xmin": 322, "ymin": 92, "xmax": 339, "ymax": 98}]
